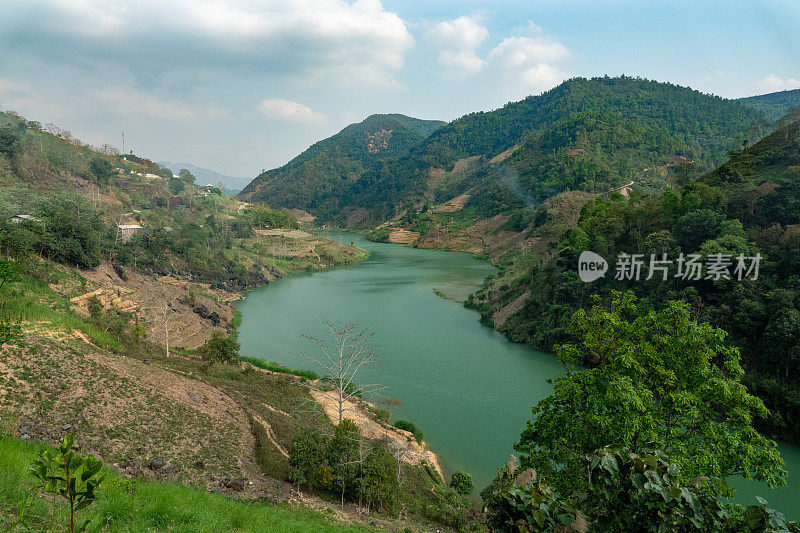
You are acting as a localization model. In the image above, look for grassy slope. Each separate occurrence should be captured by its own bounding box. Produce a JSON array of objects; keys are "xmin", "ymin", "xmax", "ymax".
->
[{"xmin": 0, "ymin": 435, "xmax": 371, "ymax": 533}]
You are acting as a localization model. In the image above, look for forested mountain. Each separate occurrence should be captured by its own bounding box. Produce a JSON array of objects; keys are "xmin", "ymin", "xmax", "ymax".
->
[
  {"xmin": 739, "ymin": 88, "xmax": 800, "ymax": 120},
  {"xmin": 238, "ymin": 113, "xmax": 445, "ymax": 221},
  {"xmin": 241, "ymin": 77, "xmax": 774, "ymax": 225},
  {"xmin": 469, "ymin": 117, "xmax": 800, "ymax": 443}
]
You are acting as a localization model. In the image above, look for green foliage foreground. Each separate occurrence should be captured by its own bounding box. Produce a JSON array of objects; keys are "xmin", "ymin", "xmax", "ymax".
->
[
  {"xmin": 483, "ymin": 447, "xmax": 796, "ymax": 532},
  {"xmin": 515, "ymin": 292, "xmax": 785, "ymax": 501},
  {"xmin": 0, "ymin": 435, "xmax": 371, "ymax": 533}
]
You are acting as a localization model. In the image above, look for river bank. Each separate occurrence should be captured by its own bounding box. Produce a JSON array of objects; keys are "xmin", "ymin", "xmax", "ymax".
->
[{"xmin": 237, "ymin": 230, "xmax": 800, "ymax": 517}]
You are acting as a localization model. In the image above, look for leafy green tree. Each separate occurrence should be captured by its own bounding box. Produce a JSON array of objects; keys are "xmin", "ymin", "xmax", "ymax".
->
[
  {"xmin": 449, "ymin": 471, "xmax": 474, "ymax": 496},
  {"xmin": 179, "ymin": 168, "xmax": 196, "ymax": 186},
  {"xmin": 288, "ymin": 427, "xmax": 327, "ymax": 491},
  {"xmin": 673, "ymin": 208, "xmax": 723, "ymax": 251},
  {"xmin": 358, "ymin": 443, "xmax": 399, "ymax": 514},
  {"xmin": 0, "ymin": 124, "xmax": 21, "ymax": 158},
  {"xmin": 484, "ymin": 447, "xmax": 796, "ymax": 532},
  {"xmin": 515, "ymin": 292, "xmax": 785, "ymax": 500},
  {"xmin": 168, "ymin": 176, "xmax": 186, "ymax": 195},
  {"xmin": 88, "ymin": 157, "xmax": 114, "ymax": 185},
  {"xmin": 29, "ymin": 433, "xmax": 105, "ymax": 533},
  {"xmin": 39, "ymin": 192, "xmax": 104, "ymax": 268},
  {"xmin": 328, "ymin": 418, "xmax": 360, "ymax": 505},
  {"xmin": 198, "ymin": 330, "xmax": 240, "ymax": 363}
]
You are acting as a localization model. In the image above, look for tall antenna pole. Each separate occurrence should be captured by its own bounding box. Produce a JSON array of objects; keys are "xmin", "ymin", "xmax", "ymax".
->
[{"xmin": 122, "ymin": 131, "xmax": 125, "ymax": 154}]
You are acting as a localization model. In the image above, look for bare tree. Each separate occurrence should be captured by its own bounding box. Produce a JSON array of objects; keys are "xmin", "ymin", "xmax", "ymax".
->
[
  {"xmin": 161, "ymin": 302, "xmax": 173, "ymax": 357},
  {"xmin": 301, "ymin": 322, "xmax": 382, "ymax": 424},
  {"xmin": 388, "ymin": 439, "xmax": 412, "ymax": 483}
]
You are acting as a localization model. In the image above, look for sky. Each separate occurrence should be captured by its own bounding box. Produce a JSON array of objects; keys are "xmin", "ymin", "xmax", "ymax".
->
[{"xmin": 1, "ymin": 0, "xmax": 798, "ymax": 178}]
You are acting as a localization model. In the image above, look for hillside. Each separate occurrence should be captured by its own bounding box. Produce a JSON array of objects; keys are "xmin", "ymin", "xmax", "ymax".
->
[
  {"xmin": 467, "ymin": 118, "xmax": 800, "ymax": 444},
  {"xmin": 242, "ymin": 76, "xmax": 773, "ymax": 226},
  {"xmin": 739, "ymin": 88, "xmax": 800, "ymax": 121},
  {"xmin": 0, "ymin": 111, "xmax": 475, "ymax": 531},
  {"xmin": 238, "ymin": 114, "xmax": 446, "ymax": 222}
]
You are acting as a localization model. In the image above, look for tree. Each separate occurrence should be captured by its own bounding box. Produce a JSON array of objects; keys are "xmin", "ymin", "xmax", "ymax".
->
[
  {"xmin": 328, "ymin": 418, "xmax": 360, "ymax": 507},
  {"xmin": 88, "ymin": 157, "xmax": 114, "ymax": 185},
  {"xmin": 168, "ymin": 176, "xmax": 186, "ymax": 195},
  {"xmin": 302, "ymin": 322, "xmax": 381, "ymax": 423},
  {"xmin": 0, "ymin": 258, "xmax": 22, "ymax": 346},
  {"xmin": 29, "ymin": 433, "xmax": 105, "ymax": 533},
  {"xmin": 288, "ymin": 427, "xmax": 327, "ymax": 491},
  {"xmin": 160, "ymin": 302, "xmax": 173, "ymax": 357},
  {"xmin": 199, "ymin": 330, "xmax": 240, "ymax": 363},
  {"xmin": 39, "ymin": 192, "xmax": 104, "ymax": 269},
  {"xmin": 449, "ymin": 471, "xmax": 474, "ymax": 496},
  {"xmin": 514, "ymin": 292, "xmax": 785, "ymax": 501},
  {"xmin": 359, "ymin": 442, "xmax": 399, "ymax": 514},
  {"xmin": 0, "ymin": 124, "xmax": 21, "ymax": 159},
  {"xmin": 483, "ymin": 448, "xmax": 796, "ymax": 533},
  {"xmin": 179, "ymin": 168, "xmax": 196, "ymax": 187}
]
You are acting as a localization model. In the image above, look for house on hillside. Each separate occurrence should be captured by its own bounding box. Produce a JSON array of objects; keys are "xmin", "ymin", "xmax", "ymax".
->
[
  {"xmin": 10, "ymin": 214, "xmax": 42, "ymax": 224},
  {"xmin": 117, "ymin": 224, "xmax": 143, "ymax": 241}
]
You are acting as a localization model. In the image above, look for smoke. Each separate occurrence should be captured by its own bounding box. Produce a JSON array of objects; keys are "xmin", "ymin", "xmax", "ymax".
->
[{"xmin": 496, "ymin": 164, "xmax": 537, "ymax": 207}]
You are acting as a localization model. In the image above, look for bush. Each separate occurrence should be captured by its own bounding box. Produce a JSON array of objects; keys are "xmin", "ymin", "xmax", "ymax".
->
[
  {"xmin": 392, "ymin": 419, "xmax": 423, "ymax": 444},
  {"xmin": 449, "ymin": 471, "xmax": 473, "ymax": 496},
  {"xmin": 198, "ymin": 331, "xmax": 240, "ymax": 363}
]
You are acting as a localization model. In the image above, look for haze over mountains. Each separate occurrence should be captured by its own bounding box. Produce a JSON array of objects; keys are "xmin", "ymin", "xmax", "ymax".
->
[
  {"xmin": 239, "ymin": 77, "xmax": 800, "ymax": 226},
  {"xmin": 159, "ymin": 161, "xmax": 250, "ymax": 192}
]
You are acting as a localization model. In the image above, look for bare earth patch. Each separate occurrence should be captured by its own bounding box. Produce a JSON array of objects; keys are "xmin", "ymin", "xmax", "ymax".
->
[{"xmin": 309, "ymin": 389, "xmax": 444, "ymax": 480}]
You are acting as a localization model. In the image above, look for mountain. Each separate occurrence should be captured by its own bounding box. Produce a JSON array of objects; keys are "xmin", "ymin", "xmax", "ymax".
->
[
  {"xmin": 738, "ymin": 88, "xmax": 800, "ymax": 121},
  {"xmin": 238, "ymin": 113, "xmax": 445, "ymax": 221},
  {"xmin": 241, "ymin": 77, "xmax": 772, "ymax": 225},
  {"xmin": 469, "ymin": 118, "xmax": 800, "ymax": 444},
  {"xmin": 159, "ymin": 161, "xmax": 250, "ymax": 192}
]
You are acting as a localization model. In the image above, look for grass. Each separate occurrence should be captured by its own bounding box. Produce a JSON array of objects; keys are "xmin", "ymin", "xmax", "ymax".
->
[
  {"xmin": 0, "ymin": 434, "xmax": 374, "ymax": 532},
  {"xmin": 240, "ymin": 356, "xmax": 319, "ymax": 380}
]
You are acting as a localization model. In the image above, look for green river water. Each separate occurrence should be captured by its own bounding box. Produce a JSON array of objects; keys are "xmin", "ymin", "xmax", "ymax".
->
[{"xmin": 236, "ymin": 231, "xmax": 799, "ymax": 516}]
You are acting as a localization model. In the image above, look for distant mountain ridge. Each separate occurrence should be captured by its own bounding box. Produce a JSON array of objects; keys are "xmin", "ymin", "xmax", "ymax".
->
[
  {"xmin": 159, "ymin": 161, "xmax": 250, "ymax": 192},
  {"xmin": 240, "ymin": 76, "xmax": 775, "ymax": 226},
  {"xmin": 737, "ymin": 88, "xmax": 800, "ymax": 120}
]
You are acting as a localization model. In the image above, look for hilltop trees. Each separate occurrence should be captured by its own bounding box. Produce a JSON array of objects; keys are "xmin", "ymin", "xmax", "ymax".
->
[{"xmin": 515, "ymin": 293, "xmax": 785, "ymax": 501}]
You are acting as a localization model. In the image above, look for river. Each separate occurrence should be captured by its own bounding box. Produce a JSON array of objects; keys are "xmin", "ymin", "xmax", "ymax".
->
[{"xmin": 236, "ymin": 231, "xmax": 799, "ymax": 516}]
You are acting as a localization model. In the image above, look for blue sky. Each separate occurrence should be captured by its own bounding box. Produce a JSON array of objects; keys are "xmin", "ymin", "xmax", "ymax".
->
[{"xmin": 1, "ymin": 0, "xmax": 798, "ymax": 178}]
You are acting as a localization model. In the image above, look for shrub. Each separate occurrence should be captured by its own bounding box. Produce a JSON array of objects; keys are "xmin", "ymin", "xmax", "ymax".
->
[
  {"xmin": 392, "ymin": 419, "xmax": 423, "ymax": 444},
  {"xmin": 198, "ymin": 331, "xmax": 240, "ymax": 363},
  {"xmin": 449, "ymin": 471, "xmax": 473, "ymax": 496}
]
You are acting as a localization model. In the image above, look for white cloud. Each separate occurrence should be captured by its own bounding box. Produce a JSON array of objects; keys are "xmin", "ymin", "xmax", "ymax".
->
[
  {"xmin": 95, "ymin": 87, "xmax": 204, "ymax": 122},
  {"xmin": 258, "ymin": 98, "xmax": 326, "ymax": 124},
  {"xmin": 756, "ymin": 74, "xmax": 800, "ymax": 93},
  {"xmin": 1, "ymin": 0, "xmax": 414, "ymax": 86},
  {"xmin": 487, "ymin": 33, "xmax": 570, "ymax": 93},
  {"xmin": 427, "ymin": 15, "xmax": 489, "ymax": 76},
  {"xmin": 427, "ymin": 18, "xmax": 570, "ymax": 96}
]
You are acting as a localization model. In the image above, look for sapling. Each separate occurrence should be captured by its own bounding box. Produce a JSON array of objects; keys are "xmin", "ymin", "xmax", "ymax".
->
[{"xmin": 29, "ymin": 433, "xmax": 105, "ymax": 533}]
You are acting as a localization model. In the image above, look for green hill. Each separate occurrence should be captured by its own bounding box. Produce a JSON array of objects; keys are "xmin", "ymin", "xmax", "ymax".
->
[
  {"xmin": 738, "ymin": 88, "xmax": 800, "ymax": 121},
  {"xmin": 469, "ymin": 118, "xmax": 800, "ymax": 444},
  {"xmin": 241, "ymin": 77, "xmax": 773, "ymax": 225},
  {"xmin": 238, "ymin": 114, "xmax": 445, "ymax": 221}
]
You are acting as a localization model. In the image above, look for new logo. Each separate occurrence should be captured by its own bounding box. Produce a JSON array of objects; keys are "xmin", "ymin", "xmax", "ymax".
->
[{"xmin": 578, "ymin": 251, "xmax": 608, "ymax": 282}]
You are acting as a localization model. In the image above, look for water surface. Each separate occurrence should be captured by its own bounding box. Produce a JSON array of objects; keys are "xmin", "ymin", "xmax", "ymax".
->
[
  {"xmin": 237, "ymin": 231, "xmax": 562, "ymax": 491},
  {"xmin": 237, "ymin": 231, "xmax": 799, "ymax": 515}
]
